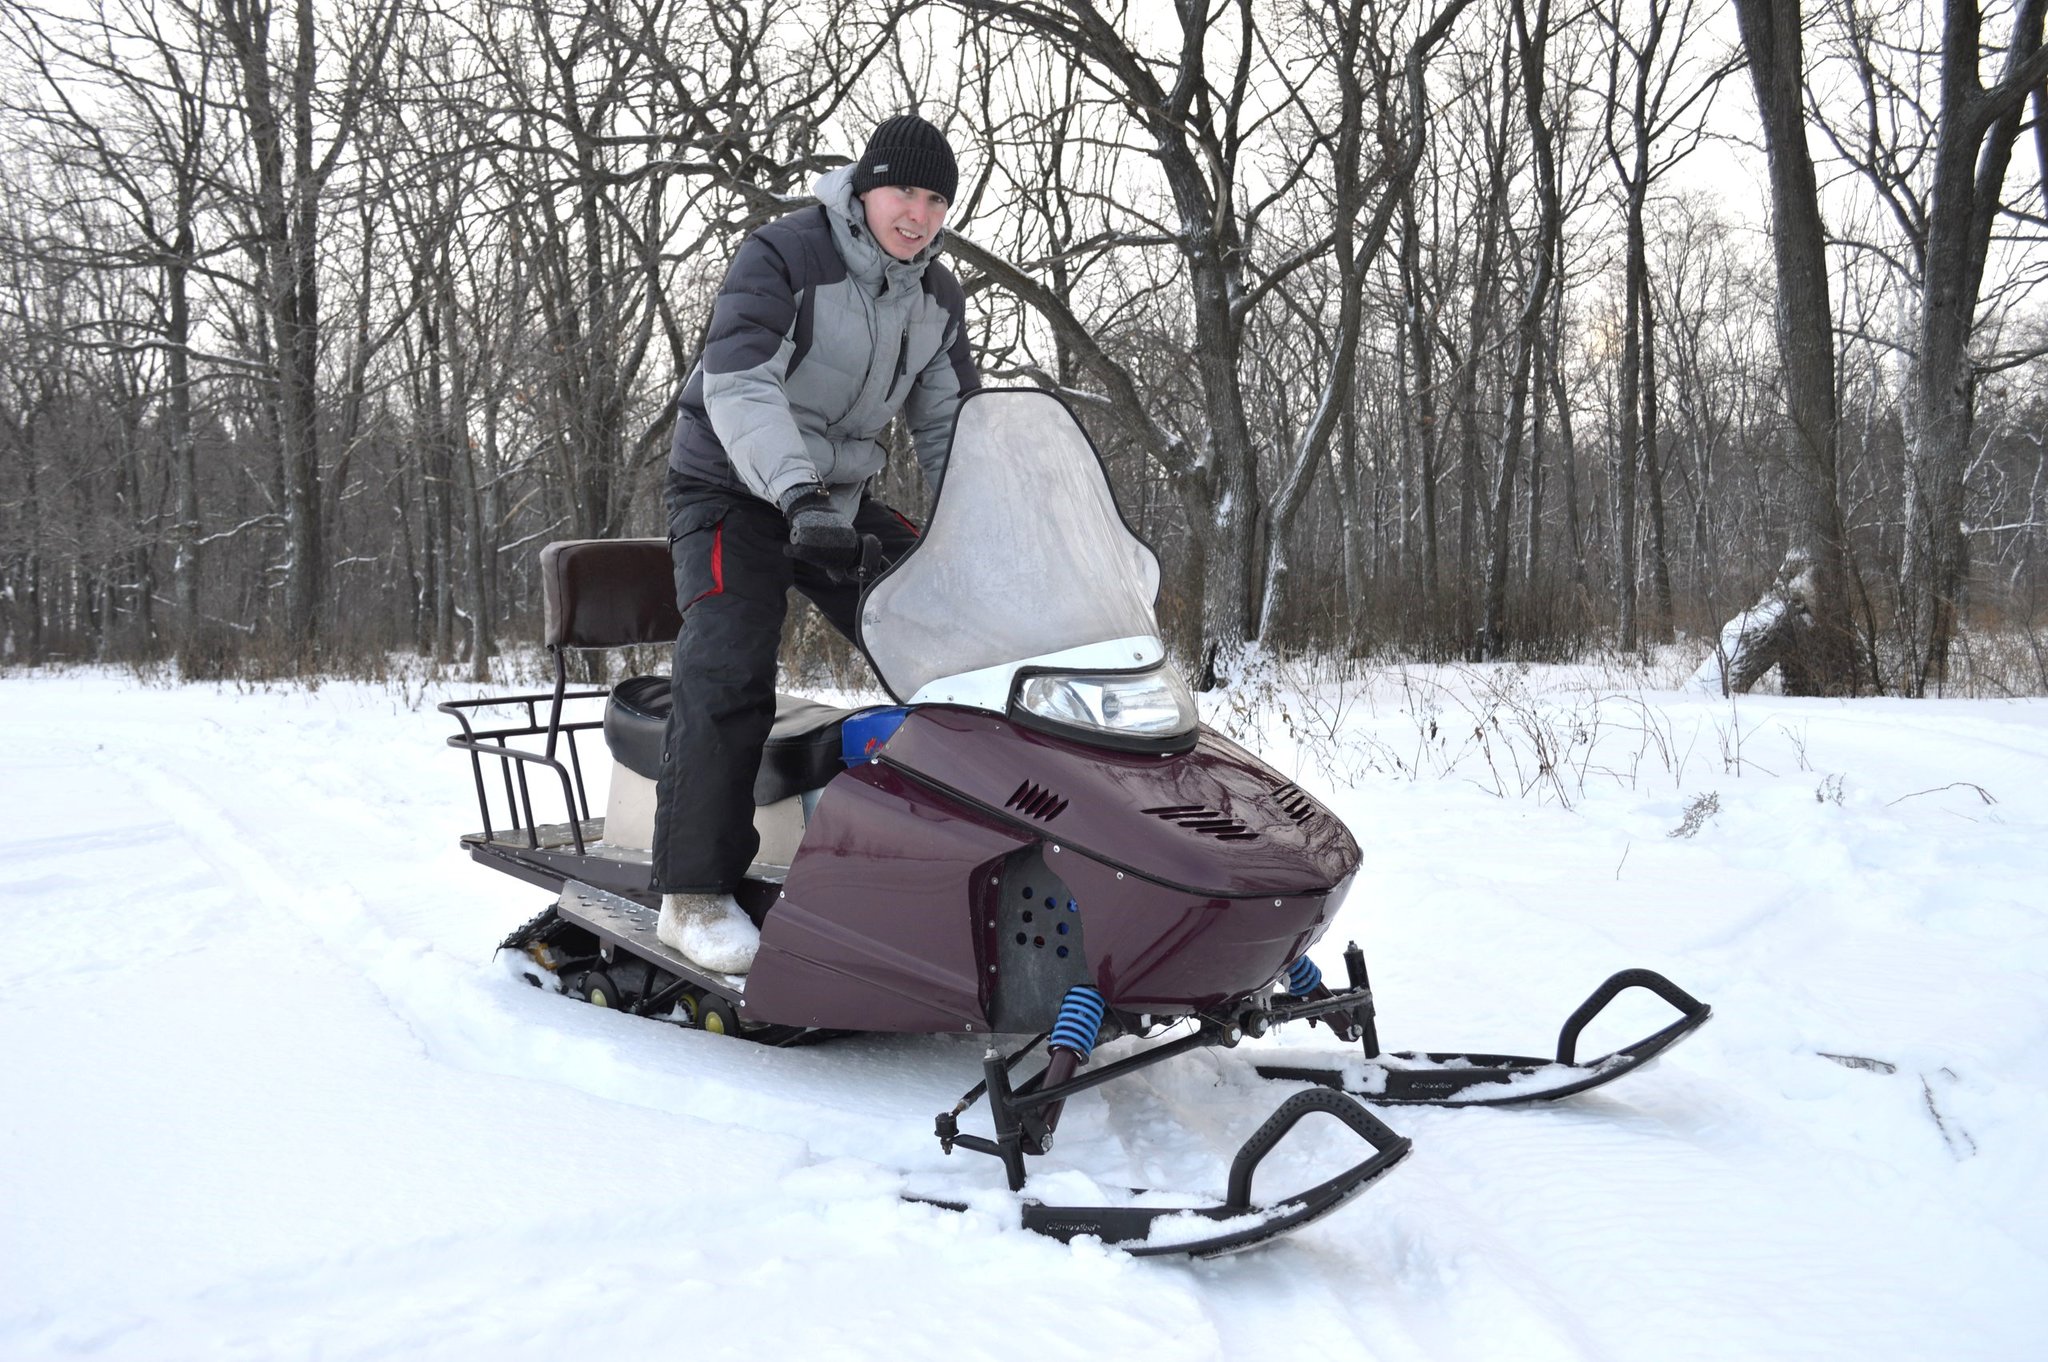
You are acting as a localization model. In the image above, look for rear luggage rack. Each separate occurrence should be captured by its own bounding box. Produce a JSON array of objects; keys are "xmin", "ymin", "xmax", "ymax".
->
[
  {"xmin": 462, "ymin": 818, "xmax": 606, "ymax": 853},
  {"xmin": 445, "ymin": 537, "xmax": 684, "ymax": 857},
  {"xmin": 440, "ymin": 652, "xmax": 607, "ymax": 855}
]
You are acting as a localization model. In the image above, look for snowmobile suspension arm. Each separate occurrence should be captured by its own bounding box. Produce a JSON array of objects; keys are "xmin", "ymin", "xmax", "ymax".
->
[
  {"xmin": 937, "ymin": 1024, "xmax": 1224, "ymax": 1191},
  {"xmin": 1010, "ymin": 1025, "xmax": 1221, "ymax": 1112},
  {"xmin": 940, "ymin": 993, "xmax": 1379, "ymax": 1190}
]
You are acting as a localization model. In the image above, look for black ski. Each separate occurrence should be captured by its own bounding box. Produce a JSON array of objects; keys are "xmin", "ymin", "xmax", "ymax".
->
[{"xmin": 1256, "ymin": 964, "xmax": 1711, "ymax": 1107}]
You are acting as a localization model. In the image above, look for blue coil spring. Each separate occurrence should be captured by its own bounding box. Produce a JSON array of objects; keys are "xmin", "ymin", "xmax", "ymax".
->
[
  {"xmin": 1048, "ymin": 985, "xmax": 1107, "ymax": 1060},
  {"xmin": 1286, "ymin": 956, "xmax": 1323, "ymax": 997}
]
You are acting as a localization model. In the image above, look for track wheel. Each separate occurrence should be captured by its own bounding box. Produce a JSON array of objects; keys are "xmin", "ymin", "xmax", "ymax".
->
[
  {"xmin": 696, "ymin": 996, "xmax": 739, "ymax": 1036},
  {"xmin": 580, "ymin": 969, "xmax": 622, "ymax": 1009}
]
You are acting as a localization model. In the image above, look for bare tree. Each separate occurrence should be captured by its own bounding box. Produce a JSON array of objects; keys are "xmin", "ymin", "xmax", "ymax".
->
[
  {"xmin": 0, "ymin": 0, "xmax": 239, "ymax": 658},
  {"xmin": 1259, "ymin": 0, "xmax": 1478, "ymax": 640},
  {"xmin": 940, "ymin": 0, "xmax": 1329, "ymax": 648},
  {"xmin": 212, "ymin": 0, "xmax": 401, "ymax": 651},
  {"xmin": 1706, "ymin": 0, "xmax": 1863, "ymax": 693},
  {"xmin": 1599, "ymin": 0, "xmax": 1728, "ymax": 650},
  {"xmin": 1477, "ymin": 0, "xmax": 1564, "ymax": 658},
  {"xmin": 1868, "ymin": 0, "xmax": 2047, "ymax": 691},
  {"xmin": 3, "ymin": 0, "xmax": 2043, "ymax": 684}
]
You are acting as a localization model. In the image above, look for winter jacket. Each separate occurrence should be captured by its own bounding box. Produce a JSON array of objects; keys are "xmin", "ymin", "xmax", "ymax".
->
[{"xmin": 668, "ymin": 165, "xmax": 977, "ymax": 508}]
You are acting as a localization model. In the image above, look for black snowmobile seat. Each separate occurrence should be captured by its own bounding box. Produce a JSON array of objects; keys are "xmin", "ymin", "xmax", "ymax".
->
[
  {"xmin": 605, "ymin": 676, "xmax": 854, "ymax": 806},
  {"xmin": 537, "ymin": 540, "xmax": 852, "ymax": 804}
]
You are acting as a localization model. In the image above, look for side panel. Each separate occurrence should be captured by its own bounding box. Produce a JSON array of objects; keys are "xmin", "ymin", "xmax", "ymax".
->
[
  {"xmin": 603, "ymin": 762, "xmax": 659, "ymax": 850},
  {"xmin": 740, "ymin": 764, "xmax": 1029, "ymax": 1031},
  {"xmin": 989, "ymin": 847, "xmax": 1095, "ymax": 1031},
  {"xmin": 1051, "ymin": 849, "xmax": 1342, "ymax": 1012}
]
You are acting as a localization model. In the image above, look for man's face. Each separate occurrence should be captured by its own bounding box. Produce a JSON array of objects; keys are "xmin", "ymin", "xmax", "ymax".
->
[{"xmin": 863, "ymin": 185, "xmax": 949, "ymax": 262}]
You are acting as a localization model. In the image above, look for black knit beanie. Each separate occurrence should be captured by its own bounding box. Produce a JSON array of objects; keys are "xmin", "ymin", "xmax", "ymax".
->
[{"xmin": 852, "ymin": 114, "xmax": 958, "ymax": 204}]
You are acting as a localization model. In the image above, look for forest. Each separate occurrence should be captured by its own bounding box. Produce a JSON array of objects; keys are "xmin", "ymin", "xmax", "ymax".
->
[{"xmin": 1, "ymin": 0, "xmax": 2045, "ymax": 694}]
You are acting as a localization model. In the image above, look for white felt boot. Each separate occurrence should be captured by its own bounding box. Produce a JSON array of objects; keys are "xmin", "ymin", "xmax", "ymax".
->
[{"xmin": 657, "ymin": 892, "xmax": 760, "ymax": 975}]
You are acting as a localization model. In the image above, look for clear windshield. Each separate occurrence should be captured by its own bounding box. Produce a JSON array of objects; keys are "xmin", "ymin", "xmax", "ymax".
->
[{"xmin": 859, "ymin": 389, "xmax": 1164, "ymax": 704}]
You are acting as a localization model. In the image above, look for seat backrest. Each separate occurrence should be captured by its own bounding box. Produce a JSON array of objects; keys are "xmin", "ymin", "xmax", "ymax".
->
[{"xmin": 540, "ymin": 539, "xmax": 681, "ymax": 649}]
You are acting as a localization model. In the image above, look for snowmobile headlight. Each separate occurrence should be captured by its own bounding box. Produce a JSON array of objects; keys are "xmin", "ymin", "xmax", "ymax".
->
[{"xmin": 1012, "ymin": 664, "xmax": 1197, "ymax": 745}]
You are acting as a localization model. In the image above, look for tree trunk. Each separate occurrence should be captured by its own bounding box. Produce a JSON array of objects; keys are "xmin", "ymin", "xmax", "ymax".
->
[
  {"xmin": 1482, "ymin": 0, "xmax": 1561, "ymax": 660},
  {"xmin": 447, "ymin": 263, "xmax": 492, "ymax": 680},
  {"xmin": 1399, "ymin": 187, "xmax": 1441, "ymax": 602},
  {"xmin": 220, "ymin": 0, "xmax": 394, "ymax": 656},
  {"xmin": 1714, "ymin": 0, "xmax": 1860, "ymax": 695},
  {"xmin": 1524, "ymin": 307, "xmax": 1550, "ymax": 590},
  {"xmin": 1897, "ymin": 0, "xmax": 2048, "ymax": 693},
  {"xmin": 1336, "ymin": 404, "xmax": 1370, "ymax": 642},
  {"xmin": 424, "ymin": 249, "xmax": 456, "ymax": 666},
  {"xmin": 1453, "ymin": 98, "xmax": 1508, "ymax": 653},
  {"xmin": 1614, "ymin": 177, "xmax": 1645, "ymax": 652},
  {"xmin": 1640, "ymin": 271, "xmax": 1675, "ymax": 643},
  {"xmin": 224, "ymin": 0, "xmax": 317, "ymax": 651},
  {"xmin": 1548, "ymin": 322, "xmax": 1588, "ymax": 593}
]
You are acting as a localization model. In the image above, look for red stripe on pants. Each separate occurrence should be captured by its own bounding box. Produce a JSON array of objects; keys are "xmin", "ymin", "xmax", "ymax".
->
[{"xmin": 684, "ymin": 521, "xmax": 725, "ymax": 610}]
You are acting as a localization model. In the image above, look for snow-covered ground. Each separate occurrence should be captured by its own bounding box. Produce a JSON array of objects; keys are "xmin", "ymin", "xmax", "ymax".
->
[{"xmin": 3, "ymin": 662, "xmax": 2044, "ymax": 1360}]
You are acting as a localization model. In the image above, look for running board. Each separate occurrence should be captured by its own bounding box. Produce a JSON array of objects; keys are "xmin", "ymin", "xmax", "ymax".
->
[
  {"xmin": 1256, "ymin": 967, "xmax": 1710, "ymax": 1107},
  {"xmin": 553, "ymin": 879, "xmax": 748, "ymax": 997},
  {"xmin": 921, "ymin": 1088, "xmax": 1412, "ymax": 1258}
]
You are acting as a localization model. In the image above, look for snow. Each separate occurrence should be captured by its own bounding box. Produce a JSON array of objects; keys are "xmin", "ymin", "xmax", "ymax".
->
[{"xmin": 3, "ymin": 663, "xmax": 2045, "ymax": 1360}]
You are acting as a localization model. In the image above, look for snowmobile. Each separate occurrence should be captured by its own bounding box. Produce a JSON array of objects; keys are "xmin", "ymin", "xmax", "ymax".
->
[{"xmin": 442, "ymin": 388, "xmax": 1710, "ymax": 1257}]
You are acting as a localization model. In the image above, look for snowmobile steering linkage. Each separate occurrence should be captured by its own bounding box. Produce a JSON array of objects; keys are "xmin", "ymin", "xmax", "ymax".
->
[{"xmin": 932, "ymin": 939, "xmax": 1708, "ymax": 1187}]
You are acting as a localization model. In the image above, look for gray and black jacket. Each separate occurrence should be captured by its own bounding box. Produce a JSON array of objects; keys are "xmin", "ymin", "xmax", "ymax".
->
[{"xmin": 669, "ymin": 165, "xmax": 977, "ymax": 509}]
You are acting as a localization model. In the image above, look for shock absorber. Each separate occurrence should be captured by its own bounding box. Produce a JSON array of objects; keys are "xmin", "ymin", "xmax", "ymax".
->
[
  {"xmin": 1285, "ymin": 955, "xmax": 1323, "ymax": 997},
  {"xmin": 1035, "ymin": 984, "xmax": 1106, "ymax": 1144},
  {"xmin": 1287, "ymin": 952, "xmax": 1365, "ymax": 1043},
  {"xmin": 1048, "ymin": 984, "xmax": 1107, "ymax": 1060}
]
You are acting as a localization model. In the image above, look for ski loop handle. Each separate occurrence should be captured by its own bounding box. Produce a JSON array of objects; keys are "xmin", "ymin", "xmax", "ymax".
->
[
  {"xmin": 1225, "ymin": 1088, "xmax": 1406, "ymax": 1211},
  {"xmin": 1554, "ymin": 968, "xmax": 1708, "ymax": 1065}
]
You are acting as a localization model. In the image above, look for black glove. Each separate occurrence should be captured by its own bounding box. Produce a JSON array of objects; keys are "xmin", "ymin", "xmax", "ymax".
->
[{"xmin": 780, "ymin": 486, "xmax": 861, "ymax": 575}]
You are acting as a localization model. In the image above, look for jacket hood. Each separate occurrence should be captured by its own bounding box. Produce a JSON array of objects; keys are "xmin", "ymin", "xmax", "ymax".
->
[{"xmin": 814, "ymin": 164, "xmax": 945, "ymax": 284}]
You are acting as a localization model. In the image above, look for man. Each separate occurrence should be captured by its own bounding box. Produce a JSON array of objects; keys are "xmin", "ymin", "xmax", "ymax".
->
[{"xmin": 652, "ymin": 114, "xmax": 977, "ymax": 974}]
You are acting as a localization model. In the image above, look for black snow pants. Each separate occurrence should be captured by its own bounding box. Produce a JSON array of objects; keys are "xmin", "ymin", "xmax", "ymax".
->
[{"xmin": 650, "ymin": 473, "xmax": 920, "ymax": 894}]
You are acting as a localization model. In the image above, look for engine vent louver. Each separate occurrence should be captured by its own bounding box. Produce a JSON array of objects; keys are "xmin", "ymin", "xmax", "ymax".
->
[
  {"xmin": 1006, "ymin": 780, "xmax": 1070, "ymax": 821},
  {"xmin": 1142, "ymin": 804, "xmax": 1259, "ymax": 841},
  {"xmin": 1268, "ymin": 782, "xmax": 1317, "ymax": 824}
]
